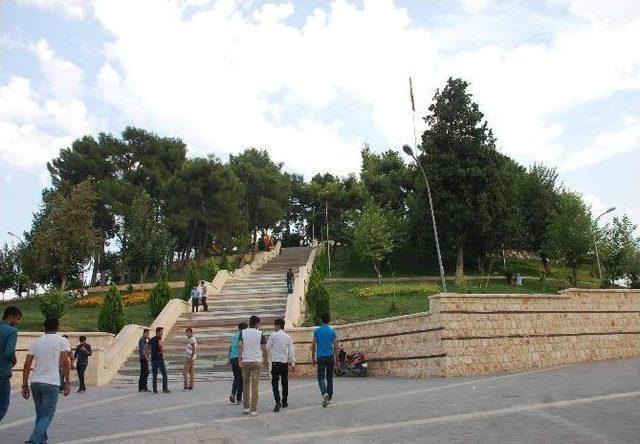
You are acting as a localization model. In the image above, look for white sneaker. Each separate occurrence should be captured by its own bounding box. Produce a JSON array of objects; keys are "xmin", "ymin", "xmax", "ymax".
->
[
  {"xmin": 243, "ymin": 408, "xmax": 250, "ymax": 414},
  {"xmin": 251, "ymin": 411, "xmax": 258, "ymax": 417},
  {"xmin": 322, "ymin": 394, "xmax": 329, "ymax": 408}
]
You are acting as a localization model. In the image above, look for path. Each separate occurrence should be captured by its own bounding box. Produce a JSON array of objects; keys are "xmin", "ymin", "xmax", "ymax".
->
[
  {"xmin": 114, "ymin": 246, "xmax": 313, "ymax": 384},
  {"xmin": 2, "ymin": 358, "xmax": 639, "ymax": 443}
]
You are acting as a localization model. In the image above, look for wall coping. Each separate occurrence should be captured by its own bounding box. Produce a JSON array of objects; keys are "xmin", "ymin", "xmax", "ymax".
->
[
  {"xmin": 560, "ymin": 288, "xmax": 640, "ymax": 294},
  {"xmin": 290, "ymin": 309, "xmax": 434, "ymax": 333},
  {"xmin": 16, "ymin": 331, "xmax": 116, "ymax": 338},
  {"xmin": 433, "ymin": 293, "xmax": 570, "ymax": 300}
]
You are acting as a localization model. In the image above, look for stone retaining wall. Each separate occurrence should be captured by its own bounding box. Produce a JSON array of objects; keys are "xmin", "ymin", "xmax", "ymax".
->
[{"xmin": 290, "ymin": 288, "xmax": 640, "ymax": 378}]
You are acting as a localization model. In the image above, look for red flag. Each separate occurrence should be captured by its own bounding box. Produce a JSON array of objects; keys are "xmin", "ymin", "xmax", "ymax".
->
[{"xmin": 409, "ymin": 77, "xmax": 415, "ymax": 112}]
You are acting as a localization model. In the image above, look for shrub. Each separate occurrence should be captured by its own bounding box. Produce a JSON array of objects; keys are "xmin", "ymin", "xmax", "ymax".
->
[
  {"xmin": 149, "ymin": 268, "xmax": 172, "ymax": 317},
  {"xmin": 183, "ymin": 263, "xmax": 199, "ymax": 301},
  {"xmin": 98, "ymin": 285, "xmax": 125, "ymax": 333},
  {"xmin": 454, "ymin": 270, "xmax": 472, "ymax": 294},
  {"xmin": 38, "ymin": 291, "xmax": 68, "ymax": 320},
  {"xmin": 203, "ymin": 260, "xmax": 220, "ymax": 282},
  {"xmin": 351, "ymin": 282, "xmax": 439, "ymax": 298},
  {"xmin": 306, "ymin": 280, "xmax": 330, "ymax": 325}
]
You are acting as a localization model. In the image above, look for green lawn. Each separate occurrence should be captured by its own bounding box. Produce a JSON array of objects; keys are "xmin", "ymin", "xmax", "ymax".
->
[{"xmin": 0, "ymin": 287, "xmax": 183, "ymax": 332}]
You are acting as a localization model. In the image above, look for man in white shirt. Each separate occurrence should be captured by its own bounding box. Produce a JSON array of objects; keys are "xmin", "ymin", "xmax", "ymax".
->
[
  {"xmin": 183, "ymin": 328, "xmax": 197, "ymax": 391},
  {"xmin": 266, "ymin": 318, "xmax": 295, "ymax": 412},
  {"xmin": 238, "ymin": 315, "xmax": 267, "ymax": 416},
  {"xmin": 22, "ymin": 318, "xmax": 71, "ymax": 444}
]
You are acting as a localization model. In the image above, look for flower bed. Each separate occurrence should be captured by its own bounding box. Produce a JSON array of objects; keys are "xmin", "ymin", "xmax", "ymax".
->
[
  {"xmin": 351, "ymin": 282, "xmax": 439, "ymax": 298},
  {"xmin": 73, "ymin": 292, "xmax": 150, "ymax": 308}
]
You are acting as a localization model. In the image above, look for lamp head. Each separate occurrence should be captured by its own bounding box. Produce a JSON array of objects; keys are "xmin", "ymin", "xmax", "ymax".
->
[
  {"xmin": 606, "ymin": 207, "xmax": 616, "ymax": 214},
  {"xmin": 402, "ymin": 144, "xmax": 414, "ymax": 157}
]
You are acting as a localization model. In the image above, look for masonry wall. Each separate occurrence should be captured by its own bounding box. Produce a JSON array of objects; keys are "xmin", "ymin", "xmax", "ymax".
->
[{"xmin": 291, "ymin": 289, "xmax": 640, "ymax": 379}]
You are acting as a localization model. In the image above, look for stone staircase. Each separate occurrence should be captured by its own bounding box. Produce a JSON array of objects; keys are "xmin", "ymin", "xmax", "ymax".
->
[{"xmin": 112, "ymin": 246, "xmax": 313, "ymax": 384}]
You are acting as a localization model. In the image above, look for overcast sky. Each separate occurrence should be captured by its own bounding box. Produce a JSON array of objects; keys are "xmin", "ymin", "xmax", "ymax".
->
[{"xmin": 1, "ymin": 0, "xmax": 639, "ymax": 247}]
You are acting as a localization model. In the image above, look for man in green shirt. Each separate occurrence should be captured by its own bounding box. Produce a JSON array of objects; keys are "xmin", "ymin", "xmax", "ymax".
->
[{"xmin": 0, "ymin": 306, "xmax": 22, "ymax": 422}]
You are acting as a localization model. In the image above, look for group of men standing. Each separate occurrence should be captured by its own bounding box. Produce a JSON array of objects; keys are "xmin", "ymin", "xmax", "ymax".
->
[{"xmin": 190, "ymin": 281, "xmax": 209, "ymax": 312}]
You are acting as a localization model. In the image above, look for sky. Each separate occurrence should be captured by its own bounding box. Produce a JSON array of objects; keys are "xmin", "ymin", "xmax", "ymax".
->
[{"xmin": 1, "ymin": 0, "xmax": 639, "ymax": 248}]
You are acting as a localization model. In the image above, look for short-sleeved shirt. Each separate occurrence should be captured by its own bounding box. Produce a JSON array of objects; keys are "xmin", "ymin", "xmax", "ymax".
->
[
  {"xmin": 74, "ymin": 344, "xmax": 92, "ymax": 366},
  {"xmin": 28, "ymin": 333, "xmax": 71, "ymax": 386},
  {"xmin": 190, "ymin": 288, "xmax": 200, "ymax": 300},
  {"xmin": 185, "ymin": 336, "xmax": 197, "ymax": 359},
  {"xmin": 229, "ymin": 331, "xmax": 241, "ymax": 359},
  {"xmin": 313, "ymin": 324, "xmax": 337, "ymax": 358},
  {"xmin": 148, "ymin": 336, "xmax": 163, "ymax": 361},
  {"xmin": 239, "ymin": 328, "xmax": 266, "ymax": 362},
  {"xmin": 0, "ymin": 321, "xmax": 18, "ymax": 379},
  {"xmin": 200, "ymin": 285, "xmax": 207, "ymax": 297}
]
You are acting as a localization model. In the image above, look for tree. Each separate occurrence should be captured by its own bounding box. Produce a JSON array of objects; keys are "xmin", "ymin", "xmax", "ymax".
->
[
  {"xmin": 183, "ymin": 263, "xmax": 199, "ymax": 301},
  {"xmin": 360, "ymin": 146, "xmax": 413, "ymax": 212},
  {"xmin": 420, "ymin": 77, "xmax": 503, "ymax": 276},
  {"xmin": 149, "ymin": 267, "xmax": 172, "ymax": 317},
  {"xmin": 120, "ymin": 190, "xmax": 173, "ymax": 288},
  {"xmin": 98, "ymin": 285, "xmax": 125, "ymax": 333},
  {"xmin": 352, "ymin": 202, "xmax": 397, "ymax": 282},
  {"xmin": 29, "ymin": 180, "xmax": 100, "ymax": 290},
  {"xmin": 0, "ymin": 244, "xmax": 18, "ymax": 297},
  {"xmin": 599, "ymin": 215, "xmax": 639, "ymax": 287},
  {"xmin": 543, "ymin": 192, "xmax": 593, "ymax": 286},
  {"xmin": 38, "ymin": 291, "xmax": 67, "ymax": 320},
  {"xmin": 276, "ymin": 173, "xmax": 309, "ymax": 247},
  {"xmin": 229, "ymin": 149, "xmax": 289, "ymax": 259}
]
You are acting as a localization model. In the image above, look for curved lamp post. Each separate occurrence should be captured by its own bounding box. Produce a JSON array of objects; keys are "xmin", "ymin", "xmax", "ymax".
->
[
  {"xmin": 402, "ymin": 144, "xmax": 447, "ymax": 293},
  {"xmin": 593, "ymin": 207, "xmax": 615, "ymax": 281}
]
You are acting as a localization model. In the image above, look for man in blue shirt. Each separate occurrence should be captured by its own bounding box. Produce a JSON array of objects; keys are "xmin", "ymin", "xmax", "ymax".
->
[
  {"xmin": 310, "ymin": 313, "xmax": 337, "ymax": 408},
  {"xmin": 0, "ymin": 306, "xmax": 21, "ymax": 422}
]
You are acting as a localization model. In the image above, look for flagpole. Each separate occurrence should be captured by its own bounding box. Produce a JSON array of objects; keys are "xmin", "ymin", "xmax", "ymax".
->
[{"xmin": 406, "ymin": 76, "xmax": 447, "ymax": 292}]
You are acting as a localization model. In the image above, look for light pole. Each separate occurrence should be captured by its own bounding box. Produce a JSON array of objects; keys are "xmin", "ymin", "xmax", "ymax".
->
[
  {"xmin": 403, "ymin": 145, "xmax": 447, "ymax": 292},
  {"xmin": 325, "ymin": 198, "xmax": 331, "ymax": 278},
  {"xmin": 593, "ymin": 207, "xmax": 616, "ymax": 281}
]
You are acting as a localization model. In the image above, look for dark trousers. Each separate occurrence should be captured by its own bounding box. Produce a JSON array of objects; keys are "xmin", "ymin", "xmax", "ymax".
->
[
  {"xmin": 271, "ymin": 362, "xmax": 289, "ymax": 404},
  {"xmin": 317, "ymin": 357, "xmax": 334, "ymax": 398},
  {"xmin": 139, "ymin": 358, "xmax": 149, "ymax": 391},
  {"xmin": 0, "ymin": 377, "xmax": 10, "ymax": 422},
  {"xmin": 286, "ymin": 281, "xmax": 293, "ymax": 293},
  {"xmin": 76, "ymin": 364, "xmax": 87, "ymax": 391},
  {"xmin": 230, "ymin": 358, "xmax": 242, "ymax": 400},
  {"xmin": 191, "ymin": 299, "xmax": 199, "ymax": 312},
  {"xmin": 201, "ymin": 296, "xmax": 208, "ymax": 311},
  {"xmin": 152, "ymin": 359, "xmax": 168, "ymax": 392}
]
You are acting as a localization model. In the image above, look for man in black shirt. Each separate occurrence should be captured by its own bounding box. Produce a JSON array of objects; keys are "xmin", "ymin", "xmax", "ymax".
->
[
  {"xmin": 286, "ymin": 269, "xmax": 294, "ymax": 294},
  {"xmin": 146, "ymin": 327, "xmax": 170, "ymax": 393},
  {"xmin": 138, "ymin": 329, "xmax": 151, "ymax": 392},
  {"xmin": 73, "ymin": 336, "xmax": 92, "ymax": 393}
]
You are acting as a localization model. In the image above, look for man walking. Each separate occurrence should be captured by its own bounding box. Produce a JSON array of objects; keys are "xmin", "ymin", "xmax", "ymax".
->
[
  {"xmin": 147, "ymin": 327, "xmax": 170, "ymax": 393},
  {"xmin": 228, "ymin": 322, "xmax": 247, "ymax": 404},
  {"xmin": 190, "ymin": 286, "xmax": 201, "ymax": 313},
  {"xmin": 183, "ymin": 328, "xmax": 197, "ymax": 391},
  {"xmin": 73, "ymin": 336, "xmax": 92, "ymax": 393},
  {"xmin": 22, "ymin": 318, "xmax": 71, "ymax": 444},
  {"xmin": 199, "ymin": 281, "xmax": 209, "ymax": 312},
  {"xmin": 285, "ymin": 269, "xmax": 294, "ymax": 294},
  {"xmin": 138, "ymin": 329, "xmax": 150, "ymax": 392},
  {"xmin": 0, "ymin": 306, "xmax": 22, "ymax": 422},
  {"xmin": 310, "ymin": 314, "xmax": 338, "ymax": 407},
  {"xmin": 239, "ymin": 315, "xmax": 267, "ymax": 416},
  {"xmin": 266, "ymin": 318, "xmax": 295, "ymax": 412}
]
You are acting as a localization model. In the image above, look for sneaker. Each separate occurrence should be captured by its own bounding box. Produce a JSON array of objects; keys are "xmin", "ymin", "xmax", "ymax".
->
[
  {"xmin": 243, "ymin": 408, "xmax": 250, "ymax": 414},
  {"xmin": 163, "ymin": 390, "xmax": 171, "ymax": 394},
  {"xmin": 251, "ymin": 411, "xmax": 258, "ymax": 417},
  {"xmin": 236, "ymin": 398, "xmax": 242, "ymax": 405},
  {"xmin": 153, "ymin": 390, "xmax": 158, "ymax": 394},
  {"xmin": 141, "ymin": 388, "xmax": 151, "ymax": 393},
  {"xmin": 183, "ymin": 387, "xmax": 189, "ymax": 391},
  {"xmin": 229, "ymin": 395, "xmax": 236, "ymax": 404},
  {"xmin": 188, "ymin": 387, "xmax": 193, "ymax": 390},
  {"xmin": 273, "ymin": 402, "xmax": 281, "ymax": 413},
  {"xmin": 282, "ymin": 401, "xmax": 288, "ymax": 408},
  {"xmin": 322, "ymin": 394, "xmax": 330, "ymax": 408}
]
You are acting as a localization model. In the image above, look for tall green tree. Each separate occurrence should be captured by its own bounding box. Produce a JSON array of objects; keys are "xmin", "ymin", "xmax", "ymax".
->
[
  {"xmin": 229, "ymin": 149, "xmax": 289, "ymax": 259},
  {"xmin": 352, "ymin": 202, "xmax": 397, "ymax": 282},
  {"xmin": 29, "ymin": 180, "xmax": 99, "ymax": 290},
  {"xmin": 360, "ymin": 146, "xmax": 413, "ymax": 212},
  {"xmin": 120, "ymin": 190, "xmax": 173, "ymax": 287},
  {"xmin": 98, "ymin": 285, "xmax": 125, "ymax": 333},
  {"xmin": 599, "ymin": 215, "xmax": 639, "ymax": 287},
  {"xmin": 420, "ymin": 77, "xmax": 504, "ymax": 275},
  {"xmin": 543, "ymin": 192, "xmax": 593, "ymax": 286},
  {"xmin": 0, "ymin": 244, "xmax": 18, "ymax": 297},
  {"xmin": 276, "ymin": 173, "xmax": 310, "ymax": 247}
]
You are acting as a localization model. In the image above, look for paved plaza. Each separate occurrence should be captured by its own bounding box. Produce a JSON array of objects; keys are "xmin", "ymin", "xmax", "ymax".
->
[{"xmin": 2, "ymin": 358, "xmax": 640, "ymax": 443}]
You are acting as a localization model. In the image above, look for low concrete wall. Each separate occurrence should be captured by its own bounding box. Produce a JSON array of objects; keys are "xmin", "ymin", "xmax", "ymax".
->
[{"xmin": 290, "ymin": 288, "xmax": 640, "ymax": 379}]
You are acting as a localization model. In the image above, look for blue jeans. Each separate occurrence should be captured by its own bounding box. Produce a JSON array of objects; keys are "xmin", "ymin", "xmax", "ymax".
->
[
  {"xmin": 27, "ymin": 382, "xmax": 59, "ymax": 444},
  {"xmin": 152, "ymin": 359, "xmax": 168, "ymax": 392},
  {"xmin": 316, "ymin": 357, "xmax": 334, "ymax": 398},
  {"xmin": 0, "ymin": 377, "xmax": 10, "ymax": 422}
]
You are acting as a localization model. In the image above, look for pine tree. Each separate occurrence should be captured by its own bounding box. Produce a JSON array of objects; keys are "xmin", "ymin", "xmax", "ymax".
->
[{"xmin": 98, "ymin": 285, "xmax": 125, "ymax": 333}]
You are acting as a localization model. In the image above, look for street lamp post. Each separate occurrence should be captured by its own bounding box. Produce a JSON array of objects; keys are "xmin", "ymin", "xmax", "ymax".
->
[
  {"xmin": 403, "ymin": 145, "xmax": 447, "ymax": 292},
  {"xmin": 593, "ymin": 207, "xmax": 616, "ymax": 282}
]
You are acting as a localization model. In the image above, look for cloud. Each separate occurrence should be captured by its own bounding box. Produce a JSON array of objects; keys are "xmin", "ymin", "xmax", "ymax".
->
[
  {"xmin": 560, "ymin": 117, "xmax": 640, "ymax": 171},
  {"xmin": 32, "ymin": 39, "xmax": 85, "ymax": 101},
  {"xmin": 16, "ymin": 0, "xmax": 88, "ymax": 19}
]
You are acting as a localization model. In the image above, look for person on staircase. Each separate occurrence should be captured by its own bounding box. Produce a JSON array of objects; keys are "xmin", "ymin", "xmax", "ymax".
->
[
  {"xmin": 73, "ymin": 336, "xmax": 92, "ymax": 393},
  {"xmin": 183, "ymin": 328, "xmax": 197, "ymax": 391},
  {"xmin": 146, "ymin": 327, "xmax": 170, "ymax": 394},
  {"xmin": 266, "ymin": 318, "xmax": 295, "ymax": 412},
  {"xmin": 190, "ymin": 286, "xmax": 201, "ymax": 313},
  {"xmin": 199, "ymin": 281, "xmax": 209, "ymax": 312},
  {"xmin": 238, "ymin": 316, "xmax": 267, "ymax": 416},
  {"xmin": 286, "ymin": 269, "xmax": 294, "ymax": 294},
  {"xmin": 138, "ymin": 329, "xmax": 151, "ymax": 392},
  {"xmin": 228, "ymin": 322, "xmax": 247, "ymax": 405}
]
